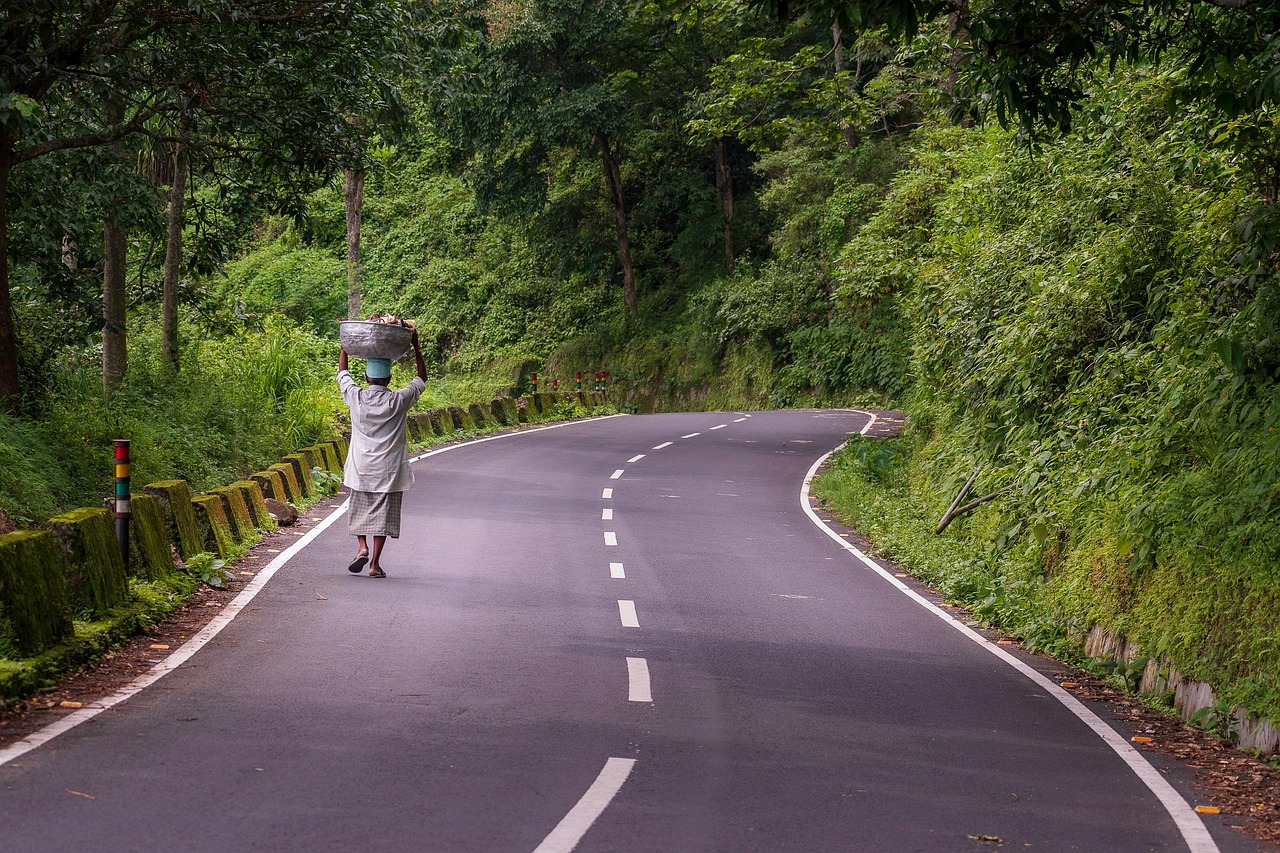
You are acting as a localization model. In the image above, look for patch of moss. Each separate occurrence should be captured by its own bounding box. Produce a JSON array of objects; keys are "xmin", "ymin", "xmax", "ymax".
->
[
  {"xmin": 141, "ymin": 480, "xmax": 204, "ymax": 559},
  {"xmin": 282, "ymin": 453, "xmax": 314, "ymax": 496},
  {"xmin": 128, "ymin": 493, "xmax": 176, "ymax": 582},
  {"xmin": 48, "ymin": 507, "xmax": 129, "ymax": 618},
  {"xmin": 190, "ymin": 495, "xmax": 240, "ymax": 560},
  {"xmin": 318, "ymin": 443, "xmax": 341, "ymax": 475},
  {"xmin": 428, "ymin": 408, "xmax": 455, "ymax": 436},
  {"xmin": 449, "ymin": 406, "xmax": 476, "ymax": 432},
  {"xmin": 207, "ymin": 486, "xmax": 257, "ymax": 545},
  {"xmin": 0, "ymin": 531, "xmax": 73, "ymax": 656},
  {"xmin": 268, "ymin": 463, "xmax": 301, "ymax": 502},
  {"xmin": 0, "ymin": 574, "xmax": 196, "ymax": 705},
  {"xmin": 233, "ymin": 480, "xmax": 273, "ymax": 532}
]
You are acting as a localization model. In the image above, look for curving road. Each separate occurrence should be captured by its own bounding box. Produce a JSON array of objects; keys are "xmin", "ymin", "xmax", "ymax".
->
[{"xmin": 0, "ymin": 411, "xmax": 1262, "ymax": 851}]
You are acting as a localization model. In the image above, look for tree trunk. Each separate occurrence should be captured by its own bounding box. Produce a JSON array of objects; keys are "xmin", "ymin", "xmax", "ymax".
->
[
  {"xmin": 161, "ymin": 131, "xmax": 187, "ymax": 371},
  {"xmin": 714, "ymin": 138, "xmax": 735, "ymax": 275},
  {"xmin": 594, "ymin": 133, "xmax": 636, "ymax": 319},
  {"xmin": 832, "ymin": 22, "xmax": 857, "ymax": 148},
  {"xmin": 0, "ymin": 136, "xmax": 18, "ymax": 413},
  {"xmin": 102, "ymin": 101, "xmax": 128, "ymax": 397},
  {"xmin": 102, "ymin": 216, "xmax": 128, "ymax": 396},
  {"xmin": 344, "ymin": 167, "xmax": 364, "ymax": 320}
]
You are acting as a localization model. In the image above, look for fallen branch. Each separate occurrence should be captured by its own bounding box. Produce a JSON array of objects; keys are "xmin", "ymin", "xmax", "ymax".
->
[
  {"xmin": 936, "ymin": 471, "xmax": 1010, "ymax": 534},
  {"xmin": 936, "ymin": 468, "xmax": 980, "ymax": 534}
]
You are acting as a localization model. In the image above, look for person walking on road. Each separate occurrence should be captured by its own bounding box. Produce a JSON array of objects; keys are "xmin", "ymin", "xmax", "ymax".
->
[{"xmin": 337, "ymin": 330, "xmax": 427, "ymax": 578}]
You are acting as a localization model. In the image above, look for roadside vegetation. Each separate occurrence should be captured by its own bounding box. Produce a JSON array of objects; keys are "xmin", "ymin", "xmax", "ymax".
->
[{"xmin": 3, "ymin": 2, "xmax": 1279, "ymax": 728}]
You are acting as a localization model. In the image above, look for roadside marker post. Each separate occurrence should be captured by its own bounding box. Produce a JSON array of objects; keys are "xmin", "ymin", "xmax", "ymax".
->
[
  {"xmin": 575, "ymin": 372, "xmax": 582, "ymax": 393},
  {"xmin": 113, "ymin": 439, "xmax": 131, "ymax": 568},
  {"xmin": 531, "ymin": 372, "xmax": 538, "ymax": 394}
]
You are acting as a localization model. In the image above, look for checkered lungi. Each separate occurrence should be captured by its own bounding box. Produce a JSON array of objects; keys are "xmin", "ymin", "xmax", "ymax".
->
[{"xmin": 347, "ymin": 490, "xmax": 403, "ymax": 538}]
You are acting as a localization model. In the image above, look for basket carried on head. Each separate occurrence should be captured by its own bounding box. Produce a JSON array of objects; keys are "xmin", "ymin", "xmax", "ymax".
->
[{"xmin": 339, "ymin": 320, "xmax": 413, "ymax": 360}]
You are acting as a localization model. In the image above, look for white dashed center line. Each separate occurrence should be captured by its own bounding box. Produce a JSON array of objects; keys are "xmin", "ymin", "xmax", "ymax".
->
[
  {"xmin": 681, "ymin": 432, "xmax": 700, "ymax": 439},
  {"xmin": 733, "ymin": 417, "xmax": 747, "ymax": 422},
  {"xmin": 626, "ymin": 657, "xmax": 652, "ymax": 702},
  {"xmin": 610, "ymin": 469, "xmax": 624, "ymax": 479},
  {"xmin": 610, "ymin": 562, "xmax": 625, "ymax": 579},
  {"xmin": 652, "ymin": 442, "xmax": 672, "ymax": 450},
  {"xmin": 602, "ymin": 508, "xmax": 613, "ymax": 520},
  {"xmin": 709, "ymin": 424, "xmax": 727, "ymax": 430},
  {"xmin": 604, "ymin": 531, "xmax": 618, "ymax": 546},
  {"xmin": 618, "ymin": 600, "xmax": 640, "ymax": 627},
  {"xmin": 627, "ymin": 454, "xmax": 646, "ymax": 463},
  {"xmin": 602, "ymin": 488, "xmax": 613, "ymax": 499}
]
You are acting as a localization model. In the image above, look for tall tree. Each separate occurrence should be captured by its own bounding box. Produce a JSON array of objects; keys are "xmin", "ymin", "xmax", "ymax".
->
[
  {"xmin": 0, "ymin": 0, "xmax": 414, "ymax": 408},
  {"xmin": 428, "ymin": 0, "xmax": 646, "ymax": 317}
]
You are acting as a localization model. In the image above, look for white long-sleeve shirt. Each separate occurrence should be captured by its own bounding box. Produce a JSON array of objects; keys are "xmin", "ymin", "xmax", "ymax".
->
[{"xmin": 338, "ymin": 370, "xmax": 426, "ymax": 493}]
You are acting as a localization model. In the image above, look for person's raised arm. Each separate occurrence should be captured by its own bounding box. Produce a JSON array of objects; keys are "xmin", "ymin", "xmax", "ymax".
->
[
  {"xmin": 339, "ymin": 347, "xmax": 349, "ymax": 374},
  {"xmin": 412, "ymin": 329, "xmax": 427, "ymax": 383}
]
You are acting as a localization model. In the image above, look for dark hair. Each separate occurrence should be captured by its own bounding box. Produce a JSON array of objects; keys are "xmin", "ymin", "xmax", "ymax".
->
[{"xmin": 366, "ymin": 375, "xmax": 391, "ymax": 387}]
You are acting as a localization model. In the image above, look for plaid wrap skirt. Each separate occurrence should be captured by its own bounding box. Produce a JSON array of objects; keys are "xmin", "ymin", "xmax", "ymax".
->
[{"xmin": 347, "ymin": 490, "xmax": 403, "ymax": 538}]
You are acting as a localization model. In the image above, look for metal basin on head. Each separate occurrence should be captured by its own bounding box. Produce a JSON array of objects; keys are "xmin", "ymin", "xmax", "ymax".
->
[{"xmin": 339, "ymin": 321, "xmax": 412, "ymax": 360}]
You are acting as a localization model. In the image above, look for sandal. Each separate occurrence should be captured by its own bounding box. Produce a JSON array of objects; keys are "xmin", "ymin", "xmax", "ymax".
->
[
  {"xmin": 348, "ymin": 554, "xmax": 369, "ymax": 574},
  {"xmin": 368, "ymin": 568, "xmax": 387, "ymax": 578}
]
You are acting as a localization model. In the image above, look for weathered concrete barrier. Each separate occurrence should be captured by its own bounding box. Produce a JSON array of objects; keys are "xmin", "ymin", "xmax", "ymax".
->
[
  {"xmin": 268, "ymin": 463, "xmax": 302, "ymax": 502},
  {"xmin": 0, "ymin": 531, "xmax": 73, "ymax": 655},
  {"xmin": 48, "ymin": 508, "xmax": 129, "ymax": 618},
  {"xmin": 449, "ymin": 405, "xmax": 476, "ymax": 432},
  {"xmin": 142, "ymin": 480, "xmax": 204, "ymax": 559},
  {"xmin": 281, "ymin": 453, "xmax": 315, "ymax": 496},
  {"xmin": 231, "ymin": 480, "xmax": 274, "ymax": 532},
  {"xmin": 191, "ymin": 494, "xmax": 238, "ymax": 559},
  {"xmin": 467, "ymin": 402, "xmax": 493, "ymax": 429},
  {"xmin": 207, "ymin": 486, "xmax": 256, "ymax": 544},
  {"xmin": 1087, "ymin": 624, "xmax": 1279, "ymax": 755},
  {"xmin": 250, "ymin": 470, "xmax": 289, "ymax": 504},
  {"xmin": 429, "ymin": 408, "xmax": 455, "ymax": 436},
  {"xmin": 128, "ymin": 493, "xmax": 176, "ymax": 581}
]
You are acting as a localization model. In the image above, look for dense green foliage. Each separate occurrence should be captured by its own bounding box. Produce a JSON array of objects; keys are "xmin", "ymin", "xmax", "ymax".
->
[
  {"xmin": 5, "ymin": 0, "xmax": 1280, "ymax": 727},
  {"xmin": 0, "ymin": 316, "xmax": 339, "ymax": 527}
]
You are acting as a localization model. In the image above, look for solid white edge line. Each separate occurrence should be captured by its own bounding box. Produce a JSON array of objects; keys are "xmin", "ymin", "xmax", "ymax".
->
[
  {"xmin": 602, "ymin": 509, "xmax": 613, "ymax": 520},
  {"xmin": 0, "ymin": 497, "xmax": 350, "ymax": 768},
  {"xmin": 626, "ymin": 657, "xmax": 652, "ymax": 703},
  {"xmin": 532, "ymin": 757, "xmax": 637, "ymax": 853},
  {"xmin": 681, "ymin": 433, "xmax": 700, "ymax": 439},
  {"xmin": 799, "ymin": 411, "xmax": 1219, "ymax": 853},
  {"xmin": 652, "ymin": 442, "xmax": 672, "ymax": 450},
  {"xmin": 627, "ymin": 454, "xmax": 646, "ymax": 463},
  {"xmin": 609, "ymin": 562, "xmax": 625, "ymax": 579},
  {"xmin": 618, "ymin": 600, "xmax": 639, "ymax": 627},
  {"xmin": 0, "ymin": 412, "xmax": 630, "ymax": 770},
  {"xmin": 610, "ymin": 469, "xmax": 624, "ymax": 479},
  {"xmin": 602, "ymin": 488, "xmax": 613, "ymax": 499},
  {"xmin": 604, "ymin": 531, "xmax": 618, "ymax": 546}
]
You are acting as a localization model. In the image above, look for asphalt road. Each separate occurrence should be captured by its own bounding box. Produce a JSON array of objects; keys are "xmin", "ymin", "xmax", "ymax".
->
[{"xmin": 0, "ymin": 410, "xmax": 1262, "ymax": 851}]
